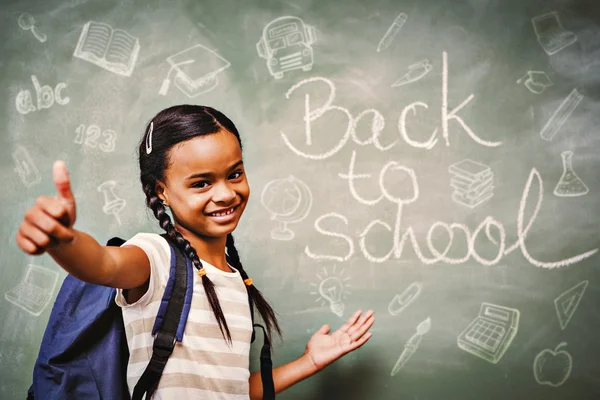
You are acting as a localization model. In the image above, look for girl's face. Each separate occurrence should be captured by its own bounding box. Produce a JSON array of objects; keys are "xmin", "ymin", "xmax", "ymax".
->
[{"xmin": 158, "ymin": 131, "xmax": 249, "ymax": 240}]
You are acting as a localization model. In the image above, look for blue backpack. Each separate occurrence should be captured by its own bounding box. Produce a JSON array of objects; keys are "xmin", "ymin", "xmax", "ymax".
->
[{"xmin": 27, "ymin": 235, "xmax": 274, "ymax": 400}]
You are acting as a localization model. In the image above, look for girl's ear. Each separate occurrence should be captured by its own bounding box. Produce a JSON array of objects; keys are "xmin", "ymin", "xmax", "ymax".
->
[{"xmin": 156, "ymin": 181, "xmax": 169, "ymax": 205}]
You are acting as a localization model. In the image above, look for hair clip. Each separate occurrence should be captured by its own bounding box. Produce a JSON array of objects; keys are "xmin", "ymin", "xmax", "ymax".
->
[
  {"xmin": 197, "ymin": 268, "xmax": 207, "ymax": 277},
  {"xmin": 145, "ymin": 121, "xmax": 154, "ymax": 154},
  {"xmin": 244, "ymin": 278, "xmax": 253, "ymax": 286}
]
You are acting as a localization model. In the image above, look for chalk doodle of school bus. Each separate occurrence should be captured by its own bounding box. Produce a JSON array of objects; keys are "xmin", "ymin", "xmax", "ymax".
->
[{"xmin": 256, "ymin": 16, "xmax": 317, "ymax": 79}]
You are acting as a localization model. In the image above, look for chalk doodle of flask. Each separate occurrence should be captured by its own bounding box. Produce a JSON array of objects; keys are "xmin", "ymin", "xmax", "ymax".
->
[{"xmin": 554, "ymin": 150, "xmax": 589, "ymax": 197}]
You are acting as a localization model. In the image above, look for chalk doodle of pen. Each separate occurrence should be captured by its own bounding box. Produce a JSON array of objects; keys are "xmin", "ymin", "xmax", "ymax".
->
[
  {"xmin": 377, "ymin": 12, "xmax": 407, "ymax": 52},
  {"xmin": 260, "ymin": 176, "xmax": 313, "ymax": 240},
  {"xmin": 256, "ymin": 16, "xmax": 317, "ymax": 80},
  {"xmin": 391, "ymin": 59, "xmax": 432, "ymax": 88},
  {"xmin": 310, "ymin": 265, "xmax": 351, "ymax": 317},
  {"xmin": 97, "ymin": 181, "xmax": 126, "ymax": 225},
  {"xmin": 73, "ymin": 21, "xmax": 140, "ymax": 77},
  {"xmin": 158, "ymin": 44, "xmax": 231, "ymax": 98},
  {"xmin": 516, "ymin": 71, "xmax": 553, "ymax": 94},
  {"xmin": 532, "ymin": 11, "xmax": 577, "ymax": 55},
  {"xmin": 12, "ymin": 146, "xmax": 41, "ymax": 188},
  {"xmin": 390, "ymin": 317, "xmax": 431, "ymax": 376},
  {"xmin": 18, "ymin": 13, "xmax": 46, "ymax": 43},
  {"xmin": 553, "ymin": 150, "xmax": 589, "ymax": 197},
  {"xmin": 388, "ymin": 282, "xmax": 422, "ymax": 316},
  {"xmin": 540, "ymin": 88, "xmax": 583, "ymax": 141}
]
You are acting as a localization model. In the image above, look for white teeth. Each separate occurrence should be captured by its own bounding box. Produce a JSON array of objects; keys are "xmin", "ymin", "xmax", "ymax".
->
[{"xmin": 210, "ymin": 207, "xmax": 234, "ymax": 217}]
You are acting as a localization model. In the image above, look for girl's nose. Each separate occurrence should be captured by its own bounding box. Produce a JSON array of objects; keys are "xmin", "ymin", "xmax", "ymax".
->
[{"xmin": 212, "ymin": 182, "xmax": 236, "ymax": 203}]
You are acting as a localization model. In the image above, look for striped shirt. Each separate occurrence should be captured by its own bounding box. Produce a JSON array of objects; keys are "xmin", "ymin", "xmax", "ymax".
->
[{"xmin": 115, "ymin": 233, "xmax": 253, "ymax": 399}]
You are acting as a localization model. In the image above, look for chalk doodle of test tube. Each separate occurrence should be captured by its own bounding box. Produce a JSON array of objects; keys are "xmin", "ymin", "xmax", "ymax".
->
[
  {"xmin": 391, "ymin": 59, "xmax": 432, "ymax": 88},
  {"xmin": 256, "ymin": 16, "xmax": 317, "ymax": 80},
  {"xmin": 377, "ymin": 12, "xmax": 408, "ymax": 52},
  {"xmin": 540, "ymin": 89, "xmax": 583, "ymax": 141},
  {"xmin": 553, "ymin": 150, "xmax": 589, "ymax": 197},
  {"xmin": 18, "ymin": 13, "xmax": 47, "ymax": 43},
  {"xmin": 97, "ymin": 180, "xmax": 126, "ymax": 225},
  {"xmin": 12, "ymin": 146, "xmax": 41, "ymax": 188},
  {"xmin": 158, "ymin": 44, "xmax": 231, "ymax": 98},
  {"xmin": 531, "ymin": 11, "xmax": 577, "ymax": 56},
  {"xmin": 388, "ymin": 282, "xmax": 422, "ymax": 316},
  {"xmin": 73, "ymin": 21, "xmax": 140, "ymax": 77},
  {"xmin": 260, "ymin": 175, "xmax": 313, "ymax": 240},
  {"xmin": 390, "ymin": 317, "xmax": 431, "ymax": 376}
]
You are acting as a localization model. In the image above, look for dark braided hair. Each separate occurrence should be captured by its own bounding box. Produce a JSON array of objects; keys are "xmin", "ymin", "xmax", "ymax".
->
[{"xmin": 138, "ymin": 104, "xmax": 280, "ymax": 342}]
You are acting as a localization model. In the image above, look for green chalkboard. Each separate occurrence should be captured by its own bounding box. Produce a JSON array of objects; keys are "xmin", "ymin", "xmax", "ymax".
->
[{"xmin": 1, "ymin": 0, "xmax": 599, "ymax": 398}]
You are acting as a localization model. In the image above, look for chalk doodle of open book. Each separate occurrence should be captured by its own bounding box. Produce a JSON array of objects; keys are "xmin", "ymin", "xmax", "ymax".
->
[
  {"xmin": 159, "ymin": 44, "xmax": 231, "ymax": 98},
  {"xmin": 73, "ymin": 21, "xmax": 140, "ymax": 77}
]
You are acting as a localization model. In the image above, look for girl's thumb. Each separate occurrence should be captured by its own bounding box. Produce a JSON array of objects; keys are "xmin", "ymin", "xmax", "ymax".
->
[
  {"xmin": 317, "ymin": 324, "xmax": 331, "ymax": 335},
  {"xmin": 52, "ymin": 160, "xmax": 75, "ymax": 204}
]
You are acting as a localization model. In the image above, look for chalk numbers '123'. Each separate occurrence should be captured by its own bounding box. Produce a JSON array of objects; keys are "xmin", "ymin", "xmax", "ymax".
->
[{"xmin": 74, "ymin": 124, "xmax": 117, "ymax": 152}]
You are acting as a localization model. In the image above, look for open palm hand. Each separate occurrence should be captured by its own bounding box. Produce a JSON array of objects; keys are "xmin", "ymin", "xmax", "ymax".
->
[{"xmin": 305, "ymin": 309, "xmax": 375, "ymax": 372}]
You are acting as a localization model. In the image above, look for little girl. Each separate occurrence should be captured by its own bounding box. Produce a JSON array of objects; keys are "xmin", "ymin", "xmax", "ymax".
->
[{"xmin": 16, "ymin": 105, "xmax": 375, "ymax": 399}]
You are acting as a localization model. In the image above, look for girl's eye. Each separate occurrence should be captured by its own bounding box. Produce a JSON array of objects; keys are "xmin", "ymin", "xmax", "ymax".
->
[
  {"xmin": 192, "ymin": 180, "xmax": 210, "ymax": 189},
  {"xmin": 229, "ymin": 170, "xmax": 244, "ymax": 180}
]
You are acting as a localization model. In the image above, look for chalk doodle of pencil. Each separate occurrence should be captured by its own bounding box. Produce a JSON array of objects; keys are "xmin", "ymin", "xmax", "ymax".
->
[
  {"xmin": 260, "ymin": 175, "xmax": 313, "ymax": 241},
  {"xmin": 388, "ymin": 282, "xmax": 422, "ymax": 316},
  {"xmin": 256, "ymin": 16, "xmax": 317, "ymax": 79},
  {"xmin": 540, "ymin": 89, "xmax": 583, "ymax": 141},
  {"xmin": 73, "ymin": 21, "xmax": 140, "ymax": 76},
  {"xmin": 448, "ymin": 160, "xmax": 494, "ymax": 208},
  {"xmin": 390, "ymin": 317, "xmax": 431, "ymax": 376},
  {"xmin": 18, "ymin": 13, "xmax": 46, "ymax": 43},
  {"xmin": 516, "ymin": 71, "xmax": 553, "ymax": 94},
  {"xmin": 12, "ymin": 146, "xmax": 41, "ymax": 188},
  {"xmin": 97, "ymin": 181, "xmax": 126, "ymax": 225},
  {"xmin": 159, "ymin": 45, "xmax": 231, "ymax": 98},
  {"xmin": 377, "ymin": 12, "xmax": 407, "ymax": 52},
  {"xmin": 532, "ymin": 11, "xmax": 577, "ymax": 55},
  {"xmin": 391, "ymin": 60, "xmax": 432, "ymax": 88}
]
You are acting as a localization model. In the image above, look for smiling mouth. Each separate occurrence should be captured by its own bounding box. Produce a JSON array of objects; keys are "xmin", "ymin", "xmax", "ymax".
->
[{"xmin": 207, "ymin": 205, "xmax": 238, "ymax": 217}]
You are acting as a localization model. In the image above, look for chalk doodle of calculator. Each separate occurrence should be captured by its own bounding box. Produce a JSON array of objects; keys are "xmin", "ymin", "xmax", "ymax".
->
[
  {"xmin": 457, "ymin": 303, "xmax": 520, "ymax": 364},
  {"xmin": 5, "ymin": 264, "xmax": 59, "ymax": 316}
]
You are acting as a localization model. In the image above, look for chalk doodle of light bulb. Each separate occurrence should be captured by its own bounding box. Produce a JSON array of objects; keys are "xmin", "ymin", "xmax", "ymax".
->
[
  {"xmin": 97, "ymin": 180, "xmax": 126, "ymax": 225},
  {"xmin": 256, "ymin": 16, "xmax": 317, "ymax": 80},
  {"xmin": 310, "ymin": 265, "xmax": 351, "ymax": 317},
  {"xmin": 260, "ymin": 175, "xmax": 313, "ymax": 240}
]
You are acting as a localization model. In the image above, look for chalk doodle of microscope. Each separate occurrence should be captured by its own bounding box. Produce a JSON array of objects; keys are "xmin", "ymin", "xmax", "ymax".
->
[
  {"xmin": 310, "ymin": 265, "xmax": 351, "ymax": 317},
  {"xmin": 97, "ymin": 180, "xmax": 126, "ymax": 225},
  {"xmin": 158, "ymin": 44, "xmax": 231, "ymax": 98},
  {"xmin": 5, "ymin": 262, "xmax": 58, "ymax": 316},
  {"xmin": 12, "ymin": 145, "xmax": 41, "ymax": 188},
  {"xmin": 532, "ymin": 11, "xmax": 577, "ymax": 55},
  {"xmin": 256, "ymin": 16, "xmax": 317, "ymax": 79},
  {"xmin": 260, "ymin": 175, "xmax": 312, "ymax": 240},
  {"xmin": 388, "ymin": 281, "xmax": 422, "ymax": 316},
  {"xmin": 18, "ymin": 13, "xmax": 46, "ymax": 43},
  {"xmin": 448, "ymin": 159, "xmax": 494, "ymax": 208},
  {"xmin": 540, "ymin": 88, "xmax": 583, "ymax": 141},
  {"xmin": 553, "ymin": 150, "xmax": 589, "ymax": 197},
  {"xmin": 73, "ymin": 21, "xmax": 140, "ymax": 77},
  {"xmin": 457, "ymin": 303, "xmax": 520, "ymax": 364},
  {"xmin": 516, "ymin": 71, "xmax": 553, "ymax": 94},
  {"xmin": 554, "ymin": 280, "xmax": 588, "ymax": 330}
]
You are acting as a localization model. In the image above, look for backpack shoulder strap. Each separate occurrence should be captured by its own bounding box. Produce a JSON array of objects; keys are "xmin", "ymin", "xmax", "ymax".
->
[{"xmin": 132, "ymin": 234, "xmax": 190, "ymax": 400}]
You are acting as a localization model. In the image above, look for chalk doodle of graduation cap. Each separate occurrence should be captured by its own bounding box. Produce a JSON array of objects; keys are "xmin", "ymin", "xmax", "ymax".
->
[{"xmin": 159, "ymin": 44, "xmax": 231, "ymax": 98}]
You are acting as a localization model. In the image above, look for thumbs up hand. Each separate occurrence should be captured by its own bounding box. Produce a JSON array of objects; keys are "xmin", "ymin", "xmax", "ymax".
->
[{"xmin": 16, "ymin": 161, "xmax": 77, "ymax": 255}]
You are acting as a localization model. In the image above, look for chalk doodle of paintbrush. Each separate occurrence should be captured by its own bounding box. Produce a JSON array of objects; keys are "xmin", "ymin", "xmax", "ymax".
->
[{"xmin": 390, "ymin": 317, "xmax": 432, "ymax": 376}]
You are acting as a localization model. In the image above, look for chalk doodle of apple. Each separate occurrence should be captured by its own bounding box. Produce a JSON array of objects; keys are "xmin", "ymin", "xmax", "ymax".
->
[{"xmin": 533, "ymin": 342, "xmax": 572, "ymax": 387}]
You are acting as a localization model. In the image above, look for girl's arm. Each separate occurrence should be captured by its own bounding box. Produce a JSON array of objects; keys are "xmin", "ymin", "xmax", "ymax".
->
[
  {"xmin": 15, "ymin": 160, "xmax": 150, "ymax": 290},
  {"xmin": 249, "ymin": 309, "xmax": 375, "ymax": 399}
]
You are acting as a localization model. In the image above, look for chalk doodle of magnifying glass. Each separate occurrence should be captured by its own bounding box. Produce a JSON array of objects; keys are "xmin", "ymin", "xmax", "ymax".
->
[{"xmin": 18, "ymin": 13, "xmax": 47, "ymax": 43}]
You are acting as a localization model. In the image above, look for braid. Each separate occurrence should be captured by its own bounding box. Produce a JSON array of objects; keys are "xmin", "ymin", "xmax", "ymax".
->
[
  {"xmin": 143, "ymin": 182, "xmax": 232, "ymax": 343},
  {"xmin": 226, "ymin": 234, "xmax": 282, "ymax": 339}
]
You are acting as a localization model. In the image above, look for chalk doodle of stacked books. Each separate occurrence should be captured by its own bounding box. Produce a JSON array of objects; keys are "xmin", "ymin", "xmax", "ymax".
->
[{"xmin": 448, "ymin": 159, "xmax": 494, "ymax": 208}]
